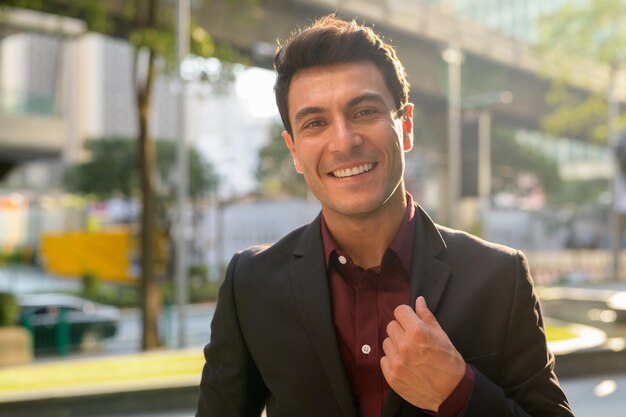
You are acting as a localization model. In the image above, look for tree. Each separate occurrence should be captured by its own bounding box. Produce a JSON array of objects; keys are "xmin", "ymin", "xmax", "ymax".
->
[
  {"xmin": 65, "ymin": 136, "xmax": 218, "ymax": 286},
  {"xmin": 490, "ymin": 127, "xmax": 561, "ymax": 199},
  {"xmin": 1, "ymin": 0, "xmax": 241, "ymax": 349},
  {"xmin": 65, "ymin": 137, "xmax": 217, "ymax": 201},
  {"xmin": 536, "ymin": 0, "xmax": 626, "ymax": 143},
  {"xmin": 256, "ymin": 122, "xmax": 308, "ymax": 197}
]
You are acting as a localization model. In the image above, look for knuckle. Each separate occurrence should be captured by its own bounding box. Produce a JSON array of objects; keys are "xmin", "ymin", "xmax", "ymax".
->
[
  {"xmin": 396, "ymin": 340, "xmax": 412, "ymax": 356},
  {"xmin": 405, "ymin": 325, "xmax": 424, "ymax": 342},
  {"xmin": 382, "ymin": 337, "xmax": 392, "ymax": 352},
  {"xmin": 395, "ymin": 304, "xmax": 410, "ymax": 316}
]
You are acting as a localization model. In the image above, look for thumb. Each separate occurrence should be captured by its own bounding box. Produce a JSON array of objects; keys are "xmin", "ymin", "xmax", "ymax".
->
[{"xmin": 415, "ymin": 296, "xmax": 439, "ymax": 327}]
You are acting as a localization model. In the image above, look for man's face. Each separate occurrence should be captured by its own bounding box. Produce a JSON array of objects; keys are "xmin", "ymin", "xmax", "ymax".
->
[{"xmin": 282, "ymin": 61, "xmax": 414, "ymax": 221}]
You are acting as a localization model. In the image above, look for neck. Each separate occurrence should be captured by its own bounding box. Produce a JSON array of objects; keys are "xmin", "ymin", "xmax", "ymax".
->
[{"xmin": 323, "ymin": 190, "xmax": 408, "ymax": 269}]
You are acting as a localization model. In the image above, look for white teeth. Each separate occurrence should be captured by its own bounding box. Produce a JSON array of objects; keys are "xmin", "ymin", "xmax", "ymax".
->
[{"xmin": 332, "ymin": 163, "xmax": 374, "ymax": 178}]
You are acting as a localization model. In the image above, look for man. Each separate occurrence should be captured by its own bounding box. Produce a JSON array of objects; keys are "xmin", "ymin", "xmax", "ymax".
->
[{"xmin": 196, "ymin": 15, "xmax": 574, "ymax": 417}]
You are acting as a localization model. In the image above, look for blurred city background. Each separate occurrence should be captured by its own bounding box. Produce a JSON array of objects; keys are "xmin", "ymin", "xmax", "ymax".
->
[{"xmin": 0, "ymin": 0, "xmax": 625, "ymax": 416}]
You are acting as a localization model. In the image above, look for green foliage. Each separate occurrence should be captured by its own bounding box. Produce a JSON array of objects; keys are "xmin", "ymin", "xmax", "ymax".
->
[
  {"xmin": 553, "ymin": 178, "xmax": 606, "ymax": 206},
  {"xmin": 0, "ymin": 1, "xmax": 110, "ymax": 33},
  {"xmin": 130, "ymin": 28, "xmax": 175, "ymax": 64},
  {"xmin": 541, "ymin": 85, "xmax": 607, "ymax": 143},
  {"xmin": 491, "ymin": 127, "xmax": 607, "ymax": 206},
  {"xmin": 256, "ymin": 123, "xmax": 308, "ymax": 197},
  {"xmin": 76, "ymin": 283, "xmax": 139, "ymax": 308},
  {"xmin": 65, "ymin": 138, "xmax": 138, "ymax": 198},
  {"xmin": 0, "ymin": 292, "xmax": 19, "ymax": 327},
  {"xmin": 0, "ymin": 247, "xmax": 34, "ymax": 266},
  {"xmin": 491, "ymin": 127, "xmax": 562, "ymax": 198},
  {"xmin": 535, "ymin": 0, "xmax": 626, "ymax": 143},
  {"xmin": 536, "ymin": 0, "xmax": 626, "ymax": 67},
  {"xmin": 162, "ymin": 279, "xmax": 219, "ymax": 304},
  {"xmin": 0, "ymin": 1, "xmax": 238, "ymax": 70},
  {"xmin": 189, "ymin": 263, "xmax": 209, "ymax": 281},
  {"xmin": 81, "ymin": 272, "xmax": 101, "ymax": 299},
  {"xmin": 64, "ymin": 137, "xmax": 218, "ymax": 200},
  {"xmin": 189, "ymin": 280, "xmax": 219, "ymax": 303}
]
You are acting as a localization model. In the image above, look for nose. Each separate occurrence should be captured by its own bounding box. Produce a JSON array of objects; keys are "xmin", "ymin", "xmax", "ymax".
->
[{"xmin": 327, "ymin": 118, "xmax": 363, "ymax": 154}]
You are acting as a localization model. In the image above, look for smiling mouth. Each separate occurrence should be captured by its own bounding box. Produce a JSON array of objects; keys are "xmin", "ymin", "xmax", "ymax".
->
[{"xmin": 331, "ymin": 163, "xmax": 375, "ymax": 178}]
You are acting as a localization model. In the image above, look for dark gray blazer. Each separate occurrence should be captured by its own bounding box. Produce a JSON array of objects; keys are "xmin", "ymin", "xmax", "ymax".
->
[{"xmin": 196, "ymin": 205, "xmax": 574, "ymax": 417}]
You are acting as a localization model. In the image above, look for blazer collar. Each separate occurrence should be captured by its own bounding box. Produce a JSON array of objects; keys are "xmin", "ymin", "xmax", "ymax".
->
[
  {"xmin": 290, "ymin": 213, "xmax": 358, "ymax": 417},
  {"xmin": 383, "ymin": 204, "xmax": 451, "ymax": 417},
  {"xmin": 409, "ymin": 204, "xmax": 450, "ymax": 312}
]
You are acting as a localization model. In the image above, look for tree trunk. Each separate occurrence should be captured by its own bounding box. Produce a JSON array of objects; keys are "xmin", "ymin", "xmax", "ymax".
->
[{"xmin": 136, "ymin": 0, "xmax": 161, "ymax": 350}]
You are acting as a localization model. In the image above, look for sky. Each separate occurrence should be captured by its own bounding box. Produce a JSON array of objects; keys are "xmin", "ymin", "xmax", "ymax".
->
[
  {"xmin": 234, "ymin": 66, "xmax": 279, "ymax": 119},
  {"xmin": 191, "ymin": 65, "xmax": 280, "ymax": 197}
]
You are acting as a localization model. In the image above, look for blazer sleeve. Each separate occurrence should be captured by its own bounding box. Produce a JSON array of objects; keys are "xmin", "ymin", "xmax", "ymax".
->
[
  {"xmin": 196, "ymin": 252, "xmax": 267, "ymax": 417},
  {"xmin": 462, "ymin": 251, "xmax": 574, "ymax": 417}
]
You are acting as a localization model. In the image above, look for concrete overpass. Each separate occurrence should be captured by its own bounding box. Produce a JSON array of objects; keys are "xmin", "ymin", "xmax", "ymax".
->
[
  {"xmin": 0, "ymin": 7, "xmax": 85, "ymax": 178},
  {"xmin": 197, "ymin": 0, "xmax": 626, "ymax": 225},
  {"xmin": 1, "ymin": 0, "xmax": 623, "ymax": 194},
  {"xmin": 198, "ymin": 0, "xmax": 624, "ymax": 134}
]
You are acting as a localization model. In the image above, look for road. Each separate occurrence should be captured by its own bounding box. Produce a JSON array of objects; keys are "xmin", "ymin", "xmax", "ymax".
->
[
  {"xmin": 542, "ymin": 298, "xmax": 626, "ymax": 340},
  {"xmin": 33, "ymin": 303, "xmax": 217, "ymax": 362},
  {"xmin": 100, "ymin": 303, "xmax": 217, "ymax": 353},
  {"xmin": 100, "ymin": 373, "xmax": 626, "ymax": 417},
  {"xmin": 561, "ymin": 373, "xmax": 626, "ymax": 416}
]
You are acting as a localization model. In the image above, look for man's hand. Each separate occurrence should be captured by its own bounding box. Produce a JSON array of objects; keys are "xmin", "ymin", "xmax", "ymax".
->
[{"xmin": 380, "ymin": 296, "xmax": 466, "ymax": 412}]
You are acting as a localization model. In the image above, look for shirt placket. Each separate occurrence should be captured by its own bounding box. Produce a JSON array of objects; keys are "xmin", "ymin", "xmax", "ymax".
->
[{"xmin": 354, "ymin": 270, "xmax": 383, "ymax": 414}]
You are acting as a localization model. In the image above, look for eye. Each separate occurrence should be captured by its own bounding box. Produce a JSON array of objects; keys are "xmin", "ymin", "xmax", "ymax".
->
[
  {"xmin": 354, "ymin": 108, "xmax": 380, "ymax": 119},
  {"xmin": 303, "ymin": 119, "xmax": 326, "ymax": 129}
]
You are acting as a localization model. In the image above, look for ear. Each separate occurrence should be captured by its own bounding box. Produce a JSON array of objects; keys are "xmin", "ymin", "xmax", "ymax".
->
[
  {"xmin": 401, "ymin": 103, "xmax": 414, "ymax": 152},
  {"xmin": 282, "ymin": 130, "xmax": 303, "ymax": 174}
]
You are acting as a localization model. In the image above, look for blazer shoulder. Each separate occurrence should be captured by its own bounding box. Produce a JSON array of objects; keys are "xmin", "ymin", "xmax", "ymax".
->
[
  {"xmin": 435, "ymin": 223, "xmax": 522, "ymax": 260},
  {"xmin": 231, "ymin": 223, "xmax": 311, "ymax": 270}
]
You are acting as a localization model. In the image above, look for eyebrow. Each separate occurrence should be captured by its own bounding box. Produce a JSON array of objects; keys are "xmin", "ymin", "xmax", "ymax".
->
[
  {"xmin": 347, "ymin": 92, "xmax": 388, "ymax": 108},
  {"xmin": 294, "ymin": 106, "xmax": 325, "ymax": 124},
  {"xmin": 293, "ymin": 92, "xmax": 390, "ymax": 125}
]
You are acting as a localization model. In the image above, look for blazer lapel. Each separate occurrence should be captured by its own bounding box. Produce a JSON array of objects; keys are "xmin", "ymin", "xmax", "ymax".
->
[
  {"xmin": 290, "ymin": 215, "xmax": 358, "ymax": 417},
  {"xmin": 382, "ymin": 204, "xmax": 451, "ymax": 417}
]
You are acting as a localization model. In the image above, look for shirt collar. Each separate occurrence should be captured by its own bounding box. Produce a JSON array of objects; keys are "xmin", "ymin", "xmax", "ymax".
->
[{"xmin": 321, "ymin": 193, "xmax": 416, "ymax": 274}]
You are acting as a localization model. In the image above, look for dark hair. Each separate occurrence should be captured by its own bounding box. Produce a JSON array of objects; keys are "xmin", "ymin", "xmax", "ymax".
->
[{"xmin": 274, "ymin": 15, "xmax": 410, "ymax": 135}]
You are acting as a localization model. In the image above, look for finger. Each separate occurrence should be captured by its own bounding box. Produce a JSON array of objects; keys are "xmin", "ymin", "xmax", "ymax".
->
[
  {"xmin": 414, "ymin": 296, "xmax": 440, "ymax": 329},
  {"xmin": 382, "ymin": 335, "xmax": 397, "ymax": 357},
  {"xmin": 380, "ymin": 354, "xmax": 391, "ymax": 378},
  {"xmin": 386, "ymin": 319, "xmax": 404, "ymax": 341},
  {"xmin": 393, "ymin": 304, "xmax": 421, "ymax": 331}
]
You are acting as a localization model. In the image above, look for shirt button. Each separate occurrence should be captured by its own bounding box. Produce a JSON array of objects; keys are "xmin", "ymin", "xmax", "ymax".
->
[
  {"xmin": 338, "ymin": 255, "xmax": 347, "ymax": 265},
  {"xmin": 361, "ymin": 344, "xmax": 371, "ymax": 355}
]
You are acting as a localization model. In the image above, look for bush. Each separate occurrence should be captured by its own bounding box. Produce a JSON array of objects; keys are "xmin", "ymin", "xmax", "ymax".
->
[
  {"xmin": 0, "ymin": 247, "xmax": 34, "ymax": 266},
  {"xmin": 189, "ymin": 280, "xmax": 219, "ymax": 303},
  {"xmin": 81, "ymin": 272, "xmax": 102, "ymax": 298},
  {"xmin": 188, "ymin": 264, "xmax": 209, "ymax": 281},
  {"xmin": 0, "ymin": 292, "xmax": 19, "ymax": 327},
  {"xmin": 76, "ymin": 273, "xmax": 140, "ymax": 308}
]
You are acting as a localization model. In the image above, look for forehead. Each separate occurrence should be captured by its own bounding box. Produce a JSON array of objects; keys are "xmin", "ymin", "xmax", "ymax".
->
[{"xmin": 287, "ymin": 61, "xmax": 394, "ymax": 116}]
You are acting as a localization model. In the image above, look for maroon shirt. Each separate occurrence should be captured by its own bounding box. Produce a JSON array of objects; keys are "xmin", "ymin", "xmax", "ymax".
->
[{"xmin": 321, "ymin": 194, "xmax": 474, "ymax": 417}]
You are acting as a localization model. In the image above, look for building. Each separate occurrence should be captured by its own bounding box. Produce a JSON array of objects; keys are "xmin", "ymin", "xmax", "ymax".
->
[
  {"xmin": 426, "ymin": 0, "xmax": 573, "ymax": 42},
  {"xmin": 0, "ymin": 7, "xmax": 275, "ymax": 197}
]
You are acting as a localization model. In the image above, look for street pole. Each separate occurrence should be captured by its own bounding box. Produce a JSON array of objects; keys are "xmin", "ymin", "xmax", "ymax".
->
[
  {"xmin": 443, "ymin": 43, "xmax": 463, "ymax": 229},
  {"xmin": 175, "ymin": 0, "xmax": 190, "ymax": 347},
  {"xmin": 608, "ymin": 66, "xmax": 622, "ymax": 281},
  {"xmin": 477, "ymin": 110, "xmax": 491, "ymax": 208}
]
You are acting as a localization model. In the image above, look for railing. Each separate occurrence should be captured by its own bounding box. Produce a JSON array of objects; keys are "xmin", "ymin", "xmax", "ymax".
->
[{"xmin": 0, "ymin": 89, "xmax": 56, "ymax": 117}]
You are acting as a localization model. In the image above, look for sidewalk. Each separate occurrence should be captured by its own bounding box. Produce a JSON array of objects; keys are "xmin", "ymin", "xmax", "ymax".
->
[
  {"xmin": 1, "ymin": 282, "xmax": 626, "ymax": 416},
  {"xmin": 538, "ymin": 281, "xmax": 626, "ymax": 378},
  {"xmin": 0, "ymin": 348, "xmax": 205, "ymax": 417}
]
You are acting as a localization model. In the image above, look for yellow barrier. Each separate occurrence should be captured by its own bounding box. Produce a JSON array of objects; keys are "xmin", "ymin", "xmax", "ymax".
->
[{"xmin": 40, "ymin": 229, "xmax": 137, "ymax": 284}]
